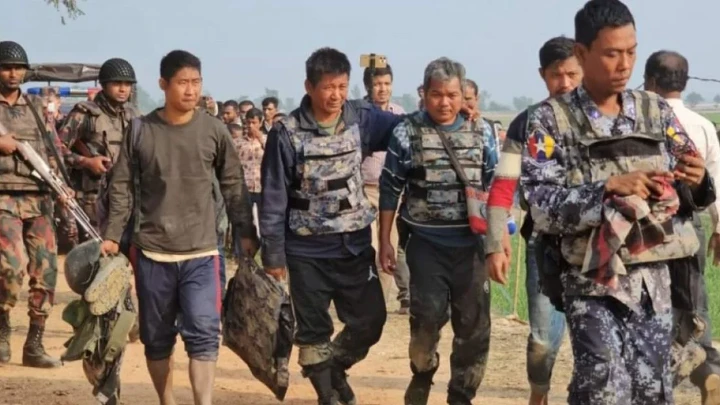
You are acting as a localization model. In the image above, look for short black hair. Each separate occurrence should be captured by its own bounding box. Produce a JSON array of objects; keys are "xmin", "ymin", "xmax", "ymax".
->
[
  {"xmin": 362, "ymin": 64, "xmax": 394, "ymax": 90},
  {"xmin": 645, "ymin": 50, "xmax": 689, "ymax": 93},
  {"xmin": 227, "ymin": 123, "xmax": 242, "ymax": 133},
  {"xmin": 417, "ymin": 84, "xmax": 423, "ymax": 91},
  {"xmin": 464, "ymin": 79, "xmax": 479, "ymax": 97},
  {"xmin": 539, "ymin": 36, "xmax": 576, "ymax": 70},
  {"xmin": 239, "ymin": 100, "xmax": 254, "ymax": 109},
  {"xmin": 160, "ymin": 50, "xmax": 201, "ymax": 82},
  {"xmin": 305, "ymin": 47, "xmax": 351, "ymax": 87},
  {"xmin": 245, "ymin": 107, "xmax": 263, "ymax": 121},
  {"xmin": 575, "ymin": 0, "xmax": 635, "ymax": 48},
  {"xmin": 223, "ymin": 100, "xmax": 238, "ymax": 111},
  {"xmin": 262, "ymin": 97, "xmax": 279, "ymax": 108}
]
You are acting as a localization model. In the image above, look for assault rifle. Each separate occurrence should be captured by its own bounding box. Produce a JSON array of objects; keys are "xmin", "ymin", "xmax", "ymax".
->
[{"xmin": 0, "ymin": 122, "xmax": 100, "ymax": 240}]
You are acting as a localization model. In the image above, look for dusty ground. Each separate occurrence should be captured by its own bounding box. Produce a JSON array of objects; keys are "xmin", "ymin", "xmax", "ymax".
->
[{"xmin": 0, "ymin": 257, "xmax": 703, "ymax": 405}]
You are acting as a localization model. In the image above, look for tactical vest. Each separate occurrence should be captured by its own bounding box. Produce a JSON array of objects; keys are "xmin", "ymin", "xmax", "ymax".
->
[
  {"xmin": 286, "ymin": 116, "xmax": 375, "ymax": 236},
  {"xmin": 0, "ymin": 94, "xmax": 50, "ymax": 192},
  {"xmin": 551, "ymin": 90, "xmax": 699, "ymax": 268},
  {"xmin": 405, "ymin": 113, "xmax": 485, "ymax": 224},
  {"xmin": 74, "ymin": 101, "xmax": 139, "ymax": 192}
]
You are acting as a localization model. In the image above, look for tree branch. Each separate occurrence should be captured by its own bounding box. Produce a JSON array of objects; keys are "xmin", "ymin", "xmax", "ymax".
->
[{"xmin": 45, "ymin": 0, "xmax": 85, "ymax": 24}]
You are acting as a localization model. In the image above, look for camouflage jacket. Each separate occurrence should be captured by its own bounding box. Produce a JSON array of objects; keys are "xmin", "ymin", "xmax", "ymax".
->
[{"xmin": 520, "ymin": 86, "xmax": 715, "ymax": 314}]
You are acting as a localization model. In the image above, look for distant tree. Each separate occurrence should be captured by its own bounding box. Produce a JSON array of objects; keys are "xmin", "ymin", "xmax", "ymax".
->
[
  {"xmin": 713, "ymin": 94, "xmax": 720, "ymax": 108},
  {"xmin": 393, "ymin": 93, "xmax": 419, "ymax": 113},
  {"xmin": 45, "ymin": 0, "xmax": 84, "ymax": 24},
  {"xmin": 351, "ymin": 85, "xmax": 363, "ymax": 100},
  {"xmin": 685, "ymin": 91, "xmax": 704, "ymax": 107},
  {"xmin": 235, "ymin": 95, "xmax": 250, "ymax": 103},
  {"xmin": 135, "ymin": 86, "xmax": 159, "ymax": 114},
  {"xmin": 479, "ymin": 90, "xmax": 491, "ymax": 111},
  {"xmin": 487, "ymin": 101, "xmax": 512, "ymax": 112},
  {"xmin": 512, "ymin": 96, "xmax": 534, "ymax": 111}
]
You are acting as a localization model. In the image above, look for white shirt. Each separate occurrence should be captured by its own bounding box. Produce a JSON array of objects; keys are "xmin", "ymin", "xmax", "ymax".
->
[{"xmin": 666, "ymin": 97, "xmax": 720, "ymax": 233}]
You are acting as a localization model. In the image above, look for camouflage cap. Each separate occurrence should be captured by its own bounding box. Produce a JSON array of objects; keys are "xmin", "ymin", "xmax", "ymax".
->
[{"xmin": 64, "ymin": 240, "xmax": 103, "ymax": 295}]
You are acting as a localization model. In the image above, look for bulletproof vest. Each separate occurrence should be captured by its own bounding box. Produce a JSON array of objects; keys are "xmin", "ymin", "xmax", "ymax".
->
[
  {"xmin": 405, "ymin": 113, "xmax": 485, "ymax": 224},
  {"xmin": 0, "ymin": 94, "xmax": 50, "ymax": 192},
  {"xmin": 74, "ymin": 100, "xmax": 139, "ymax": 192},
  {"xmin": 285, "ymin": 116, "xmax": 375, "ymax": 236},
  {"xmin": 551, "ymin": 90, "xmax": 699, "ymax": 267}
]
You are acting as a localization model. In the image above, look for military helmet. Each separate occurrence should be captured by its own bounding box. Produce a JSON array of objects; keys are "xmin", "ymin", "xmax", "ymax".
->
[
  {"xmin": 65, "ymin": 240, "xmax": 102, "ymax": 295},
  {"xmin": 0, "ymin": 41, "xmax": 29, "ymax": 68},
  {"xmin": 98, "ymin": 58, "xmax": 137, "ymax": 84}
]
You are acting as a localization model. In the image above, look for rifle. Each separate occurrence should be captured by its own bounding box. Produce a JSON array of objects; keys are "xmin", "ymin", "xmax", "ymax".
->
[{"xmin": 0, "ymin": 121, "xmax": 100, "ymax": 240}]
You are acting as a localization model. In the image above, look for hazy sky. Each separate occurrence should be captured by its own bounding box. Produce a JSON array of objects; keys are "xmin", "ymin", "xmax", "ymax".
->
[{"xmin": 5, "ymin": 0, "xmax": 720, "ymax": 104}]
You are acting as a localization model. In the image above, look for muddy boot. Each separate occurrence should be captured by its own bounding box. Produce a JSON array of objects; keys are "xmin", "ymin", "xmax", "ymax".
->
[
  {"xmin": 331, "ymin": 360, "xmax": 356, "ymax": 405},
  {"xmin": 0, "ymin": 310, "xmax": 10, "ymax": 363},
  {"xmin": 404, "ymin": 355, "xmax": 439, "ymax": 405},
  {"xmin": 702, "ymin": 373, "xmax": 720, "ymax": 405},
  {"xmin": 22, "ymin": 323, "xmax": 61, "ymax": 368},
  {"xmin": 303, "ymin": 361, "xmax": 337, "ymax": 405},
  {"xmin": 672, "ymin": 340, "xmax": 707, "ymax": 386}
]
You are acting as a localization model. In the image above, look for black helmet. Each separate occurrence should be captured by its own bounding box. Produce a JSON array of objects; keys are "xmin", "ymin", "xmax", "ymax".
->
[
  {"xmin": 0, "ymin": 41, "xmax": 29, "ymax": 68},
  {"xmin": 99, "ymin": 58, "xmax": 137, "ymax": 84}
]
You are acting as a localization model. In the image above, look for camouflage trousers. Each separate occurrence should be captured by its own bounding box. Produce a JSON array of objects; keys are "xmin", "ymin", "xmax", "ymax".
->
[
  {"xmin": 77, "ymin": 191, "xmax": 98, "ymax": 243},
  {"xmin": 565, "ymin": 290, "xmax": 673, "ymax": 405},
  {"xmin": 0, "ymin": 194, "xmax": 58, "ymax": 324},
  {"xmin": 405, "ymin": 235, "xmax": 491, "ymax": 403}
]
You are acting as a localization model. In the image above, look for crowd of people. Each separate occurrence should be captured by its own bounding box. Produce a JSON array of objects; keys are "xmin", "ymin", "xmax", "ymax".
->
[{"xmin": 0, "ymin": 0, "xmax": 720, "ymax": 404}]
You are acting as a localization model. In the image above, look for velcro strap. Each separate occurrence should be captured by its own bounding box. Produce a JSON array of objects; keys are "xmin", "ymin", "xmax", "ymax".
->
[
  {"xmin": 102, "ymin": 310, "xmax": 136, "ymax": 362},
  {"xmin": 408, "ymin": 184, "xmax": 465, "ymax": 200},
  {"xmin": 289, "ymin": 197, "xmax": 352, "ymax": 212}
]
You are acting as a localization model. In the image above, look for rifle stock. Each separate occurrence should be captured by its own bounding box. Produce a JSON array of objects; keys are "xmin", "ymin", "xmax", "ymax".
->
[{"xmin": 71, "ymin": 139, "xmax": 99, "ymax": 158}]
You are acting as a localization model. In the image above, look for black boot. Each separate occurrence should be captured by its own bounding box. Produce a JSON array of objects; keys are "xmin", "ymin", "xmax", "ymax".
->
[
  {"xmin": 331, "ymin": 360, "xmax": 357, "ymax": 405},
  {"xmin": 303, "ymin": 361, "xmax": 337, "ymax": 405},
  {"xmin": 404, "ymin": 354, "xmax": 440, "ymax": 405},
  {"xmin": 22, "ymin": 322, "xmax": 61, "ymax": 368},
  {"xmin": 0, "ymin": 310, "xmax": 10, "ymax": 363}
]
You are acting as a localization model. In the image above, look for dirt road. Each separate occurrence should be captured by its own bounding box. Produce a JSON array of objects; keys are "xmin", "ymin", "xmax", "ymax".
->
[{"xmin": 0, "ymin": 258, "xmax": 702, "ymax": 405}]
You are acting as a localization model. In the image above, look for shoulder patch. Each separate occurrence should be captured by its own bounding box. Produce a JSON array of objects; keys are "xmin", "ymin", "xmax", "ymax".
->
[{"xmin": 527, "ymin": 130, "xmax": 555, "ymax": 162}]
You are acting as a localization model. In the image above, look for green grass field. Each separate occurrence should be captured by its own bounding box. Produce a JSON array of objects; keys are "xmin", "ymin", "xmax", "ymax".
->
[
  {"xmin": 490, "ymin": 214, "xmax": 720, "ymax": 339},
  {"xmin": 702, "ymin": 112, "xmax": 720, "ymax": 124}
]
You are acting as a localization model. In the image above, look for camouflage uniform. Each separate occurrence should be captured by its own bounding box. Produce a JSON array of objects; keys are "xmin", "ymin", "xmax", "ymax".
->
[
  {"xmin": 520, "ymin": 86, "xmax": 715, "ymax": 404},
  {"xmin": 58, "ymin": 91, "xmax": 139, "ymax": 240},
  {"xmin": 379, "ymin": 111, "xmax": 498, "ymax": 405}
]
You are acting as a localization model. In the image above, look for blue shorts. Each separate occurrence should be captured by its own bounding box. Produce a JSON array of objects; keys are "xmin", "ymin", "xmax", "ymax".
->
[{"xmin": 130, "ymin": 246, "xmax": 222, "ymax": 361}]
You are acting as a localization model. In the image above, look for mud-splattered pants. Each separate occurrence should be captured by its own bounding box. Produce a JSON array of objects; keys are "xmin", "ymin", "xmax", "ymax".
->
[
  {"xmin": 405, "ymin": 234, "xmax": 491, "ymax": 403},
  {"xmin": 0, "ymin": 194, "xmax": 58, "ymax": 325},
  {"xmin": 565, "ymin": 290, "xmax": 673, "ymax": 405},
  {"xmin": 287, "ymin": 247, "xmax": 387, "ymax": 370},
  {"xmin": 525, "ymin": 235, "xmax": 566, "ymax": 394}
]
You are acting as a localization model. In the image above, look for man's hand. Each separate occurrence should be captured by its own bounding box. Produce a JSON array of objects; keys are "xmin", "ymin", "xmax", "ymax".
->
[
  {"xmin": 459, "ymin": 105, "xmax": 480, "ymax": 122},
  {"xmin": 674, "ymin": 154, "xmax": 706, "ymax": 189},
  {"xmin": 605, "ymin": 170, "xmax": 674, "ymax": 199},
  {"xmin": 378, "ymin": 241, "xmax": 396, "ymax": 275},
  {"xmin": 486, "ymin": 252, "xmax": 510, "ymax": 285},
  {"xmin": 265, "ymin": 267, "xmax": 286, "ymax": 281},
  {"xmin": 100, "ymin": 240, "xmax": 119, "ymax": 256},
  {"xmin": 0, "ymin": 135, "xmax": 18, "ymax": 155},
  {"xmin": 240, "ymin": 237, "xmax": 259, "ymax": 258},
  {"xmin": 83, "ymin": 156, "xmax": 111, "ymax": 176},
  {"xmin": 57, "ymin": 189, "xmax": 76, "ymax": 208},
  {"xmin": 708, "ymin": 233, "xmax": 720, "ymax": 266}
]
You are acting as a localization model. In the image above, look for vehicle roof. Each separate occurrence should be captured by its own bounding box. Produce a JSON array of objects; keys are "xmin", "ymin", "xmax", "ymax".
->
[{"xmin": 24, "ymin": 63, "xmax": 100, "ymax": 83}]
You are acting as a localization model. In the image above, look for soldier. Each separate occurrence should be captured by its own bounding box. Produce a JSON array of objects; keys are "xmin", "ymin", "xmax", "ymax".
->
[
  {"xmin": 58, "ymin": 58, "xmax": 140, "ymax": 240},
  {"xmin": 644, "ymin": 50, "xmax": 720, "ymax": 404},
  {"xmin": 377, "ymin": 57, "xmax": 497, "ymax": 405},
  {"xmin": 260, "ymin": 47, "xmax": 404, "ymax": 405},
  {"xmin": 485, "ymin": 36, "xmax": 582, "ymax": 405},
  {"xmin": 0, "ymin": 40, "xmax": 69, "ymax": 368},
  {"xmin": 519, "ymin": 1, "xmax": 715, "ymax": 404}
]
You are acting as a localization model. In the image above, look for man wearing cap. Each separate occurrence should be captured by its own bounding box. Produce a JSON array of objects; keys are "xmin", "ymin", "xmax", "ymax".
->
[{"xmin": 0, "ymin": 40, "xmax": 70, "ymax": 368}]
